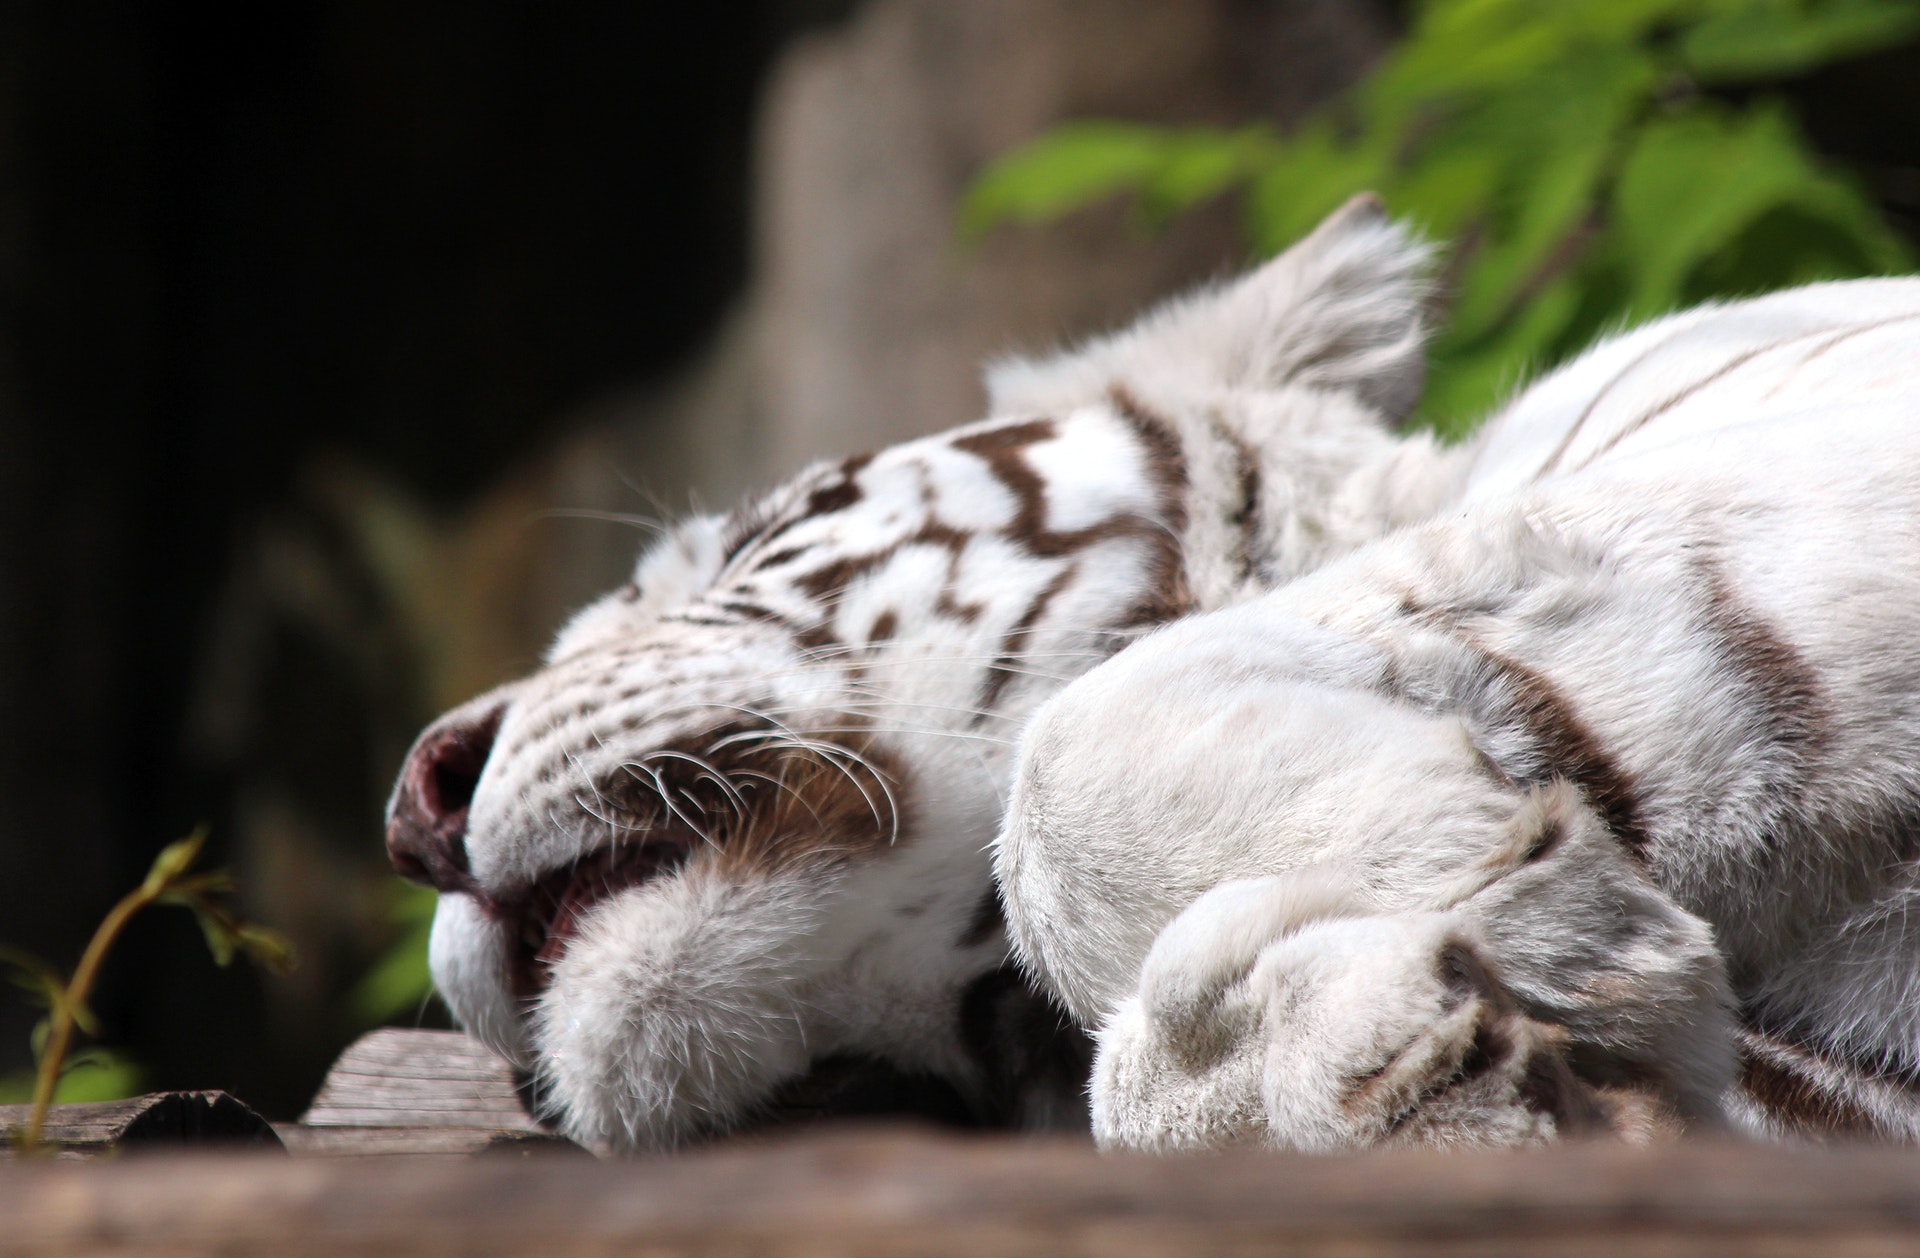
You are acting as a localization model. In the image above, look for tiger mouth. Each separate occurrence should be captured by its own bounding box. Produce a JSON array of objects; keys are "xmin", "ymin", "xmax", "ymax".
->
[{"xmin": 503, "ymin": 840, "xmax": 694, "ymax": 997}]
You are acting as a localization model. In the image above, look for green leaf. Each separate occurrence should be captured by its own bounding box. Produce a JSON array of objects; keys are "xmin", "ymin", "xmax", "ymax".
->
[
  {"xmin": 1438, "ymin": 51, "xmax": 1653, "ymax": 339},
  {"xmin": 348, "ymin": 881, "xmax": 438, "ymax": 1025},
  {"xmin": 1425, "ymin": 275, "xmax": 1585, "ymax": 434},
  {"xmin": 1136, "ymin": 129, "xmax": 1280, "ymax": 226},
  {"xmin": 960, "ymin": 123, "xmax": 1185, "ymax": 237},
  {"xmin": 186, "ymin": 898, "xmax": 240, "ymax": 967},
  {"xmin": 0, "ymin": 1049, "xmax": 145, "ymax": 1105},
  {"xmin": 235, "ymin": 925, "xmax": 299, "ymax": 977},
  {"xmin": 1682, "ymin": 0, "xmax": 1920, "ymax": 82},
  {"xmin": 1613, "ymin": 103, "xmax": 1904, "ymax": 319},
  {"xmin": 142, "ymin": 827, "xmax": 208, "ymax": 895}
]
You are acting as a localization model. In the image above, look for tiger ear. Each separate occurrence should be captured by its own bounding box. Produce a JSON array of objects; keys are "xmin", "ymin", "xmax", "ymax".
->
[
  {"xmin": 542, "ymin": 512, "xmax": 731, "ymax": 664},
  {"xmin": 985, "ymin": 194, "xmax": 1432, "ymax": 424},
  {"xmin": 626, "ymin": 512, "xmax": 731, "ymax": 614}
]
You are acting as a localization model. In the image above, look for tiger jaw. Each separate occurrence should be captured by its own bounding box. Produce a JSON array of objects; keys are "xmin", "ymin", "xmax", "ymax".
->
[{"xmin": 502, "ymin": 838, "xmax": 696, "ymax": 998}]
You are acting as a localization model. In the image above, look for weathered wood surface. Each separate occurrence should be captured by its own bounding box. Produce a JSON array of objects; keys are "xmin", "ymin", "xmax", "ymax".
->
[
  {"xmin": 286, "ymin": 1027, "xmax": 583, "ymax": 1157},
  {"xmin": 6, "ymin": 1131, "xmax": 1920, "ymax": 1255},
  {"xmin": 300, "ymin": 1028, "xmax": 542, "ymax": 1131},
  {"xmin": 0, "ymin": 1091, "xmax": 282, "ymax": 1159}
]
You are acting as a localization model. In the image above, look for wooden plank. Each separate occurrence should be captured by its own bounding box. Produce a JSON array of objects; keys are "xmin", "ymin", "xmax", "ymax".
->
[
  {"xmin": 300, "ymin": 1028, "xmax": 547, "ymax": 1133},
  {"xmin": 274, "ymin": 1124, "xmax": 588, "ymax": 1158},
  {"xmin": 0, "ymin": 1091, "xmax": 283, "ymax": 1158},
  {"xmin": 290, "ymin": 1028, "xmax": 587, "ymax": 1156},
  {"xmin": 5, "ymin": 1129, "xmax": 1920, "ymax": 1255}
]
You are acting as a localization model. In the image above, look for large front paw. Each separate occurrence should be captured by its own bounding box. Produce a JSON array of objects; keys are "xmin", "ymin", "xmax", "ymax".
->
[{"xmin": 1091, "ymin": 880, "xmax": 1608, "ymax": 1152}]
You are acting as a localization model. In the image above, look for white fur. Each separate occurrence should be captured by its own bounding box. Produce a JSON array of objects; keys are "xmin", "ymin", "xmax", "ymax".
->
[
  {"xmin": 997, "ymin": 278, "xmax": 1920, "ymax": 1150},
  {"xmin": 408, "ymin": 193, "xmax": 1920, "ymax": 1154}
]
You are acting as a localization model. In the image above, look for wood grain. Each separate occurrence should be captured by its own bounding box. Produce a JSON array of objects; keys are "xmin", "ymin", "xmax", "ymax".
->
[
  {"xmin": 4, "ymin": 1129, "xmax": 1920, "ymax": 1255},
  {"xmin": 0, "ymin": 1091, "xmax": 282, "ymax": 1158},
  {"xmin": 300, "ymin": 1028, "xmax": 549, "ymax": 1133}
]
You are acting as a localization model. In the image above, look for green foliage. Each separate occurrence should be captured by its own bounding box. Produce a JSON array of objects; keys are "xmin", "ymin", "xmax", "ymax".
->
[
  {"xmin": 0, "ymin": 1049, "xmax": 145, "ymax": 1106},
  {"xmin": 349, "ymin": 880, "xmax": 439, "ymax": 1026},
  {"xmin": 963, "ymin": 0, "xmax": 1918, "ymax": 435},
  {"xmin": 1, "ymin": 828, "xmax": 295, "ymax": 1151}
]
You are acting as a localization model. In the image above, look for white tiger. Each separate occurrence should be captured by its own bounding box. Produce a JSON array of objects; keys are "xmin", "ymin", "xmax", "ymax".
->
[{"xmin": 385, "ymin": 195, "xmax": 1920, "ymax": 1152}]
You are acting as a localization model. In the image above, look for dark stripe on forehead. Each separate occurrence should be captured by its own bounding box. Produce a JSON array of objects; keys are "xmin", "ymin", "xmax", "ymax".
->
[
  {"xmin": 976, "ymin": 564, "xmax": 1078, "ymax": 716},
  {"xmin": 950, "ymin": 420, "xmax": 1070, "ymax": 556},
  {"xmin": 1107, "ymin": 387, "xmax": 1196, "ymax": 624},
  {"xmin": 803, "ymin": 451, "xmax": 875, "ymax": 518},
  {"xmin": 713, "ymin": 599, "xmax": 839, "ymax": 654},
  {"xmin": 1107, "ymin": 387, "xmax": 1190, "ymax": 539}
]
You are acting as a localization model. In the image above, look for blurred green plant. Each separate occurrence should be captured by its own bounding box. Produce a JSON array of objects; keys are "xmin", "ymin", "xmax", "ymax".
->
[
  {"xmin": 0, "ymin": 828, "xmax": 295, "ymax": 1153},
  {"xmin": 964, "ymin": 0, "xmax": 1919, "ymax": 434},
  {"xmin": 349, "ymin": 880, "xmax": 439, "ymax": 1026},
  {"xmin": 0, "ymin": 1047, "xmax": 145, "ymax": 1107}
]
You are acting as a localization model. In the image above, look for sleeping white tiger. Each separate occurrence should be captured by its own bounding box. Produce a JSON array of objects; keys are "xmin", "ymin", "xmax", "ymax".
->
[{"xmin": 385, "ymin": 194, "xmax": 1920, "ymax": 1152}]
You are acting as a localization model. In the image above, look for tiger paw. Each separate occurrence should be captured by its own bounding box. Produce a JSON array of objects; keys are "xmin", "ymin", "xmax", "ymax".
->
[{"xmin": 1089, "ymin": 879, "xmax": 1609, "ymax": 1152}]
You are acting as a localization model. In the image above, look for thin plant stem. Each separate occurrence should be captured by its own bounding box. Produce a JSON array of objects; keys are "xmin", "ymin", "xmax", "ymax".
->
[{"xmin": 21, "ymin": 881, "xmax": 162, "ymax": 1151}]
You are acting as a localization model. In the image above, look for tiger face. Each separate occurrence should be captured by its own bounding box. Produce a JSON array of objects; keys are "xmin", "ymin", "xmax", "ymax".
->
[{"xmin": 384, "ymin": 196, "xmax": 1443, "ymax": 1151}]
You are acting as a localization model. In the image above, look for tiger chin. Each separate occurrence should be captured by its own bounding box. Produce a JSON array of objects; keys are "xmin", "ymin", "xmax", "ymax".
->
[{"xmin": 388, "ymin": 192, "xmax": 1920, "ymax": 1154}]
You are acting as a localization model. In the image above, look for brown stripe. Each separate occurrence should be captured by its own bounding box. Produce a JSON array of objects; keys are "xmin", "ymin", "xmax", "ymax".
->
[
  {"xmin": 1535, "ymin": 338, "xmax": 1671, "ymax": 480},
  {"xmin": 1481, "ymin": 644, "xmax": 1650, "ymax": 860},
  {"xmin": 1738, "ymin": 1033, "xmax": 1881, "ymax": 1139},
  {"xmin": 1388, "ymin": 588, "xmax": 1649, "ymax": 859},
  {"xmin": 950, "ymin": 420, "xmax": 1074, "ymax": 556},
  {"xmin": 713, "ymin": 600, "xmax": 839, "ymax": 654},
  {"xmin": 1572, "ymin": 343, "xmax": 1778, "ymax": 474},
  {"xmin": 750, "ymin": 453, "xmax": 878, "ymax": 559},
  {"xmin": 1107, "ymin": 387, "xmax": 1195, "ymax": 623},
  {"xmin": 1209, "ymin": 415, "xmax": 1263, "ymax": 585},
  {"xmin": 1697, "ymin": 559, "xmax": 1829, "ymax": 774},
  {"xmin": 976, "ymin": 564, "xmax": 1077, "ymax": 716},
  {"xmin": 802, "ymin": 452, "xmax": 875, "ymax": 518},
  {"xmin": 719, "ymin": 497, "xmax": 778, "ymax": 566},
  {"xmin": 1765, "ymin": 311, "xmax": 1920, "ymax": 397},
  {"xmin": 792, "ymin": 521, "xmax": 985, "ymax": 622},
  {"xmin": 1107, "ymin": 386, "xmax": 1190, "ymax": 541}
]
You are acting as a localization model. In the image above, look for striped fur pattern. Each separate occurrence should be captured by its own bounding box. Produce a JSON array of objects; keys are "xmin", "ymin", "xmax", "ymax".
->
[
  {"xmin": 407, "ymin": 198, "xmax": 1463, "ymax": 1151},
  {"xmin": 997, "ymin": 270, "xmax": 1920, "ymax": 1151},
  {"xmin": 403, "ymin": 195, "xmax": 1920, "ymax": 1153}
]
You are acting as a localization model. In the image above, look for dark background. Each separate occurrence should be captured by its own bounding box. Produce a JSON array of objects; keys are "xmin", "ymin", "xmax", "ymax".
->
[
  {"xmin": 3, "ymin": 0, "xmax": 1918, "ymax": 1121},
  {"xmin": 0, "ymin": 0, "xmax": 856, "ymax": 1117}
]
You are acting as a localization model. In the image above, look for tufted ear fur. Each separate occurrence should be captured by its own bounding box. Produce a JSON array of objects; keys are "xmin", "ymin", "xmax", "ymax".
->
[
  {"xmin": 985, "ymin": 194, "xmax": 1433, "ymax": 424},
  {"xmin": 542, "ymin": 513, "xmax": 731, "ymax": 663},
  {"xmin": 626, "ymin": 513, "xmax": 732, "ymax": 616}
]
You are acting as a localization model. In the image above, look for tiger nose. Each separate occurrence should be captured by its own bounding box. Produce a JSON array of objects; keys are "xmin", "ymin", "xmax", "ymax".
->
[{"xmin": 386, "ymin": 702, "xmax": 505, "ymax": 891}]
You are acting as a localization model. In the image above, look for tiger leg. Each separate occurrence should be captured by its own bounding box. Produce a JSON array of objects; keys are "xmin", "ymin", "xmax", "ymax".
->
[{"xmin": 1089, "ymin": 785, "xmax": 1738, "ymax": 1152}]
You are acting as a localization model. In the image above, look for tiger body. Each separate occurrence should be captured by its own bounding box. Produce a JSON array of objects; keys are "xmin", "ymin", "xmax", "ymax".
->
[{"xmin": 387, "ymin": 197, "xmax": 1920, "ymax": 1152}]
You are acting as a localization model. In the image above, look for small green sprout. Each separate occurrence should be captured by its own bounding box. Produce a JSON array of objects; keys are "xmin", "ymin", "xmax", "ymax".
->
[{"xmin": 1, "ymin": 827, "xmax": 296, "ymax": 1153}]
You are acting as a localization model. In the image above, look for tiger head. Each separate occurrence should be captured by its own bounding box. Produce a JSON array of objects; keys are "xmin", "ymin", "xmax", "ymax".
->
[{"xmin": 384, "ymin": 197, "xmax": 1435, "ymax": 1152}]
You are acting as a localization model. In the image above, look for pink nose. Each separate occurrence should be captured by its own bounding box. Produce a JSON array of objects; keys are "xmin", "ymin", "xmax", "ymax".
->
[{"xmin": 386, "ymin": 704, "xmax": 503, "ymax": 892}]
